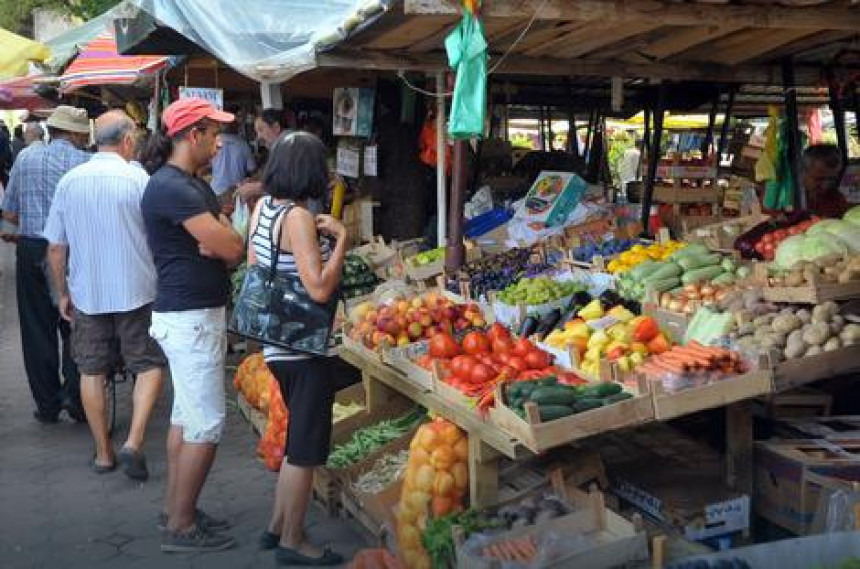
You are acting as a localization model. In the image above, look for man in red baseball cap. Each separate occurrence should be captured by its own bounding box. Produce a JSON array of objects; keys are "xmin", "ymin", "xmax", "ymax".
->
[{"xmin": 141, "ymin": 98, "xmax": 244, "ymax": 553}]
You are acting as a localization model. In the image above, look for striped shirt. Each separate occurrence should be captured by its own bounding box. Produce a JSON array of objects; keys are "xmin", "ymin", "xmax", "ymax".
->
[
  {"xmin": 42, "ymin": 152, "xmax": 157, "ymax": 315},
  {"xmin": 1, "ymin": 139, "xmax": 90, "ymax": 237},
  {"xmin": 251, "ymin": 196, "xmax": 332, "ymax": 362}
]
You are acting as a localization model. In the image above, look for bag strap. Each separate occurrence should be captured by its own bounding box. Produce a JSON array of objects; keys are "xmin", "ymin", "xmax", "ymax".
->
[{"xmin": 268, "ymin": 199, "xmax": 295, "ymax": 282}]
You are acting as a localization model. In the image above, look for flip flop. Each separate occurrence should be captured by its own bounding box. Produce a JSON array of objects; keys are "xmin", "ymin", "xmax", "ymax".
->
[
  {"xmin": 92, "ymin": 454, "xmax": 116, "ymax": 474},
  {"xmin": 275, "ymin": 546, "xmax": 344, "ymax": 566}
]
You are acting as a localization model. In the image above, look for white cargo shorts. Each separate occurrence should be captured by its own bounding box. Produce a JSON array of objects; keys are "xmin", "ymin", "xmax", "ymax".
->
[{"xmin": 149, "ymin": 307, "xmax": 227, "ymax": 444}]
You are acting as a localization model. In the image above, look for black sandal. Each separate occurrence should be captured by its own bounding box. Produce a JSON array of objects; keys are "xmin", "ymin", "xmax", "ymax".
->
[{"xmin": 275, "ymin": 545, "xmax": 344, "ymax": 566}]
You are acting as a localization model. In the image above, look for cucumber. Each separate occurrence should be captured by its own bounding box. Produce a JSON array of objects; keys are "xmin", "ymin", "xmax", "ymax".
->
[
  {"xmin": 580, "ymin": 382, "xmax": 623, "ymax": 398},
  {"xmin": 529, "ymin": 386, "xmax": 578, "ymax": 406},
  {"xmin": 681, "ymin": 265, "xmax": 725, "ymax": 285},
  {"xmin": 628, "ymin": 260, "xmax": 661, "ymax": 280},
  {"xmin": 677, "ymin": 253, "xmax": 722, "ymax": 272},
  {"xmin": 644, "ymin": 262, "xmax": 682, "ymax": 281},
  {"xmin": 711, "ymin": 273, "xmax": 735, "ymax": 286},
  {"xmin": 670, "ymin": 243, "xmax": 709, "ymax": 260},
  {"xmin": 603, "ymin": 392, "xmax": 634, "ymax": 404},
  {"xmin": 572, "ymin": 398, "xmax": 604, "ymax": 413},
  {"xmin": 645, "ymin": 277, "xmax": 681, "ymax": 293},
  {"xmin": 537, "ymin": 404, "xmax": 575, "ymax": 421},
  {"xmin": 537, "ymin": 376, "xmax": 558, "ymax": 387},
  {"xmin": 721, "ymin": 258, "xmax": 737, "ymax": 273}
]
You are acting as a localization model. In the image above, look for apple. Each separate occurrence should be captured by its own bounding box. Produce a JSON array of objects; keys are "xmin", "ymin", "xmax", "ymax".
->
[
  {"xmin": 439, "ymin": 320, "xmax": 454, "ymax": 335},
  {"xmin": 408, "ymin": 322, "xmax": 424, "ymax": 340},
  {"xmin": 470, "ymin": 315, "xmax": 486, "ymax": 328},
  {"xmin": 396, "ymin": 300, "xmax": 410, "ymax": 314},
  {"xmin": 442, "ymin": 306, "xmax": 458, "ymax": 321},
  {"xmin": 397, "ymin": 333, "xmax": 410, "ymax": 347},
  {"xmin": 411, "ymin": 297, "xmax": 424, "ymax": 309},
  {"xmin": 396, "ymin": 315, "xmax": 409, "ymax": 330},
  {"xmin": 378, "ymin": 306, "xmax": 394, "ymax": 320},
  {"xmin": 454, "ymin": 318, "xmax": 470, "ymax": 332},
  {"xmin": 424, "ymin": 327, "xmax": 438, "ymax": 339},
  {"xmin": 366, "ymin": 310, "xmax": 378, "ymax": 324},
  {"xmin": 419, "ymin": 314, "xmax": 434, "ymax": 328}
]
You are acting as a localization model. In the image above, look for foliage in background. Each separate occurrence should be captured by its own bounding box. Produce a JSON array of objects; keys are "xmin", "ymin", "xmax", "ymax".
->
[
  {"xmin": 0, "ymin": 0, "xmax": 119, "ymax": 36},
  {"xmin": 510, "ymin": 131, "xmax": 535, "ymax": 150},
  {"xmin": 607, "ymin": 129, "xmax": 636, "ymax": 187}
]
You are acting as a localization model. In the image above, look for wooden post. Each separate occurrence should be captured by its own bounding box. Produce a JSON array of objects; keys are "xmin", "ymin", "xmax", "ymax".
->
[
  {"xmin": 726, "ymin": 401, "xmax": 754, "ymax": 496},
  {"xmin": 260, "ymin": 81, "xmax": 283, "ymax": 110},
  {"xmin": 445, "ymin": 141, "xmax": 468, "ymax": 271},
  {"xmin": 851, "ymin": 83, "xmax": 860, "ymax": 147},
  {"xmin": 828, "ymin": 69, "xmax": 849, "ymax": 183},
  {"xmin": 782, "ymin": 58, "xmax": 804, "ymax": 209},
  {"xmin": 641, "ymin": 82, "xmax": 667, "ymax": 236},
  {"xmin": 435, "ymin": 71, "xmax": 447, "ymax": 249},
  {"xmin": 468, "ymin": 435, "xmax": 500, "ymax": 508},
  {"xmin": 702, "ymin": 90, "xmax": 720, "ymax": 158}
]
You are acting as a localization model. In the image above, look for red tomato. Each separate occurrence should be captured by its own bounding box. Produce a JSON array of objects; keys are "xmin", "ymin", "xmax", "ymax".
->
[
  {"xmin": 491, "ymin": 336, "xmax": 514, "ymax": 355},
  {"xmin": 507, "ymin": 356, "xmax": 529, "ymax": 373},
  {"xmin": 497, "ymin": 352, "xmax": 512, "ymax": 365},
  {"xmin": 773, "ymin": 229, "xmax": 788, "ymax": 240},
  {"xmin": 429, "ymin": 333, "xmax": 461, "ymax": 358},
  {"xmin": 525, "ymin": 349, "xmax": 552, "ymax": 370},
  {"xmin": 463, "ymin": 331, "xmax": 491, "ymax": 355},
  {"xmin": 763, "ymin": 242, "xmax": 775, "ymax": 254},
  {"xmin": 470, "ymin": 363, "xmax": 496, "ymax": 385},
  {"xmin": 755, "ymin": 241, "xmax": 765, "ymax": 254},
  {"xmin": 487, "ymin": 322, "xmax": 511, "ymax": 343},
  {"xmin": 512, "ymin": 338, "xmax": 534, "ymax": 357},
  {"xmin": 761, "ymin": 233, "xmax": 774, "ymax": 244},
  {"xmin": 788, "ymin": 226, "xmax": 801, "ymax": 236},
  {"xmin": 500, "ymin": 365, "xmax": 518, "ymax": 379},
  {"xmin": 450, "ymin": 355, "xmax": 477, "ymax": 380}
]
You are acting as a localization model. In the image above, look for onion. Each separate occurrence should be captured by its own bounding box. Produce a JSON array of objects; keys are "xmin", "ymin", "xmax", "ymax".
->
[
  {"xmin": 686, "ymin": 290, "xmax": 701, "ymax": 301},
  {"xmin": 683, "ymin": 284, "xmax": 700, "ymax": 294},
  {"xmin": 700, "ymin": 285, "xmax": 715, "ymax": 297},
  {"xmin": 660, "ymin": 293, "xmax": 672, "ymax": 309},
  {"xmin": 668, "ymin": 299, "xmax": 684, "ymax": 312},
  {"xmin": 682, "ymin": 303, "xmax": 697, "ymax": 315},
  {"xmin": 715, "ymin": 290, "xmax": 728, "ymax": 302},
  {"xmin": 702, "ymin": 293, "xmax": 715, "ymax": 302}
]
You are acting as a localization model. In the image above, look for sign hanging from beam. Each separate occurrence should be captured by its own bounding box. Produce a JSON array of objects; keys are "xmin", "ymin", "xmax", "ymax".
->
[{"xmin": 404, "ymin": 0, "xmax": 860, "ymax": 31}]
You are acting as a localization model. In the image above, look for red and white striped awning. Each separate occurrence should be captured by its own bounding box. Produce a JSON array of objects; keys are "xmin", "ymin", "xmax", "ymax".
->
[{"xmin": 59, "ymin": 30, "xmax": 170, "ymax": 92}]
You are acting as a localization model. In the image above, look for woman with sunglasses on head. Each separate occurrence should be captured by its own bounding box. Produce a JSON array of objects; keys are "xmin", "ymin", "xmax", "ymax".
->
[
  {"xmin": 248, "ymin": 131, "xmax": 351, "ymax": 566},
  {"xmin": 140, "ymin": 98, "xmax": 244, "ymax": 553}
]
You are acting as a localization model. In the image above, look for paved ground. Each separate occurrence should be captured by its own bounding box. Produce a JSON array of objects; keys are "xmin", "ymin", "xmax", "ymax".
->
[{"xmin": 0, "ymin": 245, "xmax": 369, "ymax": 569}]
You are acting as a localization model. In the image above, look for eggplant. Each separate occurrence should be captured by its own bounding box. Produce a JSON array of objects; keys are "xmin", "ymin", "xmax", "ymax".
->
[
  {"xmin": 535, "ymin": 309, "xmax": 562, "ymax": 340},
  {"xmin": 571, "ymin": 290, "xmax": 592, "ymax": 307},
  {"xmin": 518, "ymin": 316, "xmax": 539, "ymax": 338},
  {"xmin": 622, "ymin": 299, "xmax": 642, "ymax": 315},
  {"xmin": 599, "ymin": 289, "xmax": 623, "ymax": 308}
]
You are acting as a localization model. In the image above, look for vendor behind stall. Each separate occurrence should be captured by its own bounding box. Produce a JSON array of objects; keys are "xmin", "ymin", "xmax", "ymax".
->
[{"xmin": 804, "ymin": 144, "xmax": 849, "ymax": 218}]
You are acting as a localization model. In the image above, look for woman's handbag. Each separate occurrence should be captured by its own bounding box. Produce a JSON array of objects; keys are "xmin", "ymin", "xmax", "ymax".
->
[{"xmin": 229, "ymin": 202, "xmax": 338, "ymax": 355}]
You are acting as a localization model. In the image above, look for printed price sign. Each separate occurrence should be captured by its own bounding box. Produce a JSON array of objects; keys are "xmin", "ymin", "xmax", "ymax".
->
[
  {"xmin": 336, "ymin": 144, "xmax": 360, "ymax": 178},
  {"xmin": 178, "ymin": 87, "xmax": 224, "ymax": 110}
]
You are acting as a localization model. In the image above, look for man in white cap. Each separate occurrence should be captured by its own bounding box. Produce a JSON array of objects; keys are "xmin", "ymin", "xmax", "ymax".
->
[{"xmin": 1, "ymin": 105, "xmax": 91, "ymax": 424}]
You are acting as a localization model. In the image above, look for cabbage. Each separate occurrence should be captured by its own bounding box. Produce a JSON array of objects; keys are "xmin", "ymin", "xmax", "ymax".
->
[
  {"xmin": 806, "ymin": 219, "xmax": 845, "ymax": 236},
  {"xmin": 820, "ymin": 220, "xmax": 860, "ymax": 253},
  {"xmin": 774, "ymin": 234, "xmax": 808, "ymax": 269},
  {"xmin": 844, "ymin": 205, "xmax": 860, "ymax": 226},
  {"xmin": 801, "ymin": 234, "xmax": 848, "ymax": 262}
]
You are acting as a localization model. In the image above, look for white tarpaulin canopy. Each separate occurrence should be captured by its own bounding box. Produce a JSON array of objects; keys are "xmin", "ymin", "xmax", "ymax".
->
[{"xmin": 123, "ymin": 0, "xmax": 389, "ymax": 83}]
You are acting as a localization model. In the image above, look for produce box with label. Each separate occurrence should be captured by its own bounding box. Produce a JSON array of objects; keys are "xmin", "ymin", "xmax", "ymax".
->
[{"xmin": 516, "ymin": 171, "xmax": 586, "ymax": 230}]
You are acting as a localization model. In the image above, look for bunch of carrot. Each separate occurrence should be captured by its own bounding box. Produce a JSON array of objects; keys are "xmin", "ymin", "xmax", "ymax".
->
[
  {"xmin": 637, "ymin": 340, "xmax": 748, "ymax": 381},
  {"xmin": 480, "ymin": 535, "xmax": 538, "ymax": 563}
]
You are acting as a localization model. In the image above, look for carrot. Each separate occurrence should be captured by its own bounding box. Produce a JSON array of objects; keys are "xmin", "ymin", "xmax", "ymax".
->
[
  {"xmin": 504, "ymin": 540, "xmax": 525, "ymax": 562},
  {"xmin": 660, "ymin": 351, "xmax": 710, "ymax": 370},
  {"xmin": 487, "ymin": 543, "xmax": 504, "ymax": 560},
  {"xmin": 520, "ymin": 537, "xmax": 537, "ymax": 559},
  {"xmin": 512, "ymin": 538, "xmax": 535, "ymax": 561}
]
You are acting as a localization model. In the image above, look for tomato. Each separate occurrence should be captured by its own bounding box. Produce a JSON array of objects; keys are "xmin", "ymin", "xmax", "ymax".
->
[
  {"xmin": 763, "ymin": 242, "xmax": 775, "ymax": 254},
  {"xmin": 773, "ymin": 229, "xmax": 788, "ymax": 240},
  {"xmin": 496, "ymin": 352, "xmax": 512, "ymax": 365},
  {"xmin": 416, "ymin": 355, "xmax": 434, "ymax": 370},
  {"xmin": 507, "ymin": 356, "xmax": 528, "ymax": 373},
  {"xmin": 469, "ymin": 363, "xmax": 496, "ymax": 385},
  {"xmin": 450, "ymin": 355, "xmax": 477, "ymax": 380},
  {"xmin": 512, "ymin": 337, "xmax": 534, "ymax": 357},
  {"xmin": 462, "ymin": 331, "xmax": 491, "ymax": 355},
  {"xmin": 487, "ymin": 322, "xmax": 511, "ymax": 343},
  {"xmin": 525, "ymin": 349, "xmax": 552, "ymax": 369},
  {"xmin": 761, "ymin": 233, "xmax": 774, "ymax": 244},
  {"xmin": 788, "ymin": 226, "xmax": 801, "ymax": 236},
  {"xmin": 429, "ymin": 333, "xmax": 461, "ymax": 358},
  {"xmin": 500, "ymin": 365, "xmax": 518, "ymax": 379},
  {"xmin": 491, "ymin": 335, "xmax": 514, "ymax": 355}
]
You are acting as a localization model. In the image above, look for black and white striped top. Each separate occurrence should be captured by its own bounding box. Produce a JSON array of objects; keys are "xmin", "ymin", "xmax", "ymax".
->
[{"xmin": 252, "ymin": 196, "xmax": 332, "ymax": 362}]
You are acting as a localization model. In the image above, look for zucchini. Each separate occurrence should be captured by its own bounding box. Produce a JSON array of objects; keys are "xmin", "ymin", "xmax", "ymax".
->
[
  {"xmin": 603, "ymin": 392, "xmax": 634, "ymax": 404},
  {"xmin": 645, "ymin": 277, "xmax": 681, "ymax": 293},
  {"xmin": 537, "ymin": 404, "xmax": 575, "ymax": 422},
  {"xmin": 721, "ymin": 258, "xmax": 737, "ymax": 273},
  {"xmin": 681, "ymin": 265, "xmax": 725, "ymax": 285},
  {"xmin": 628, "ymin": 260, "xmax": 661, "ymax": 280},
  {"xmin": 677, "ymin": 253, "xmax": 722, "ymax": 272},
  {"xmin": 529, "ymin": 386, "xmax": 578, "ymax": 406},
  {"xmin": 644, "ymin": 262, "xmax": 682, "ymax": 281},
  {"xmin": 670, "ymin": 243, "xmax": 709, "ymax": 260},
  {"xmin": 537, "ymin": 376, "xmax": 558, "ymax": 387},
  {"xmin": 711, "ymin": 273, "xmax": 735, "ymax": 286},
  {"xmin": 572, "ymin": 398, "xmax": 604, "ymax": 413}
]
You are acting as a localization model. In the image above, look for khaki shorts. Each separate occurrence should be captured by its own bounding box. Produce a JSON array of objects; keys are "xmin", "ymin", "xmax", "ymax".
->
[{"xmin": 71, "ymin": 303, "xmax": 166, "ymax": 376}]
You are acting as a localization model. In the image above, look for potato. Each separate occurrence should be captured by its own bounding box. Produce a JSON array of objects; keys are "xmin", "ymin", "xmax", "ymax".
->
[
  {"xmin": 786, "ymin": 329, "xmax": 804, "ymax": 346},
  {"xmin": 753, "ymin": 314, "xmax": 775, "ymax": 328},
  {"xmin": 784, "ymin": 271, "xmax": 805, "ymax": 287},
  {"xmin": 824, "ymin": 337, "xmax": 842, "ymax": 352},
  {"xmin": 816, "ymin": 254, "xmax": 842, "ymax": 268},
  {"xmin": 812, "ymin": 304, "xmax": 834, "ymax": 324},
  {"xmin": 796, "ymin": 309, "xmax": 812, "ymax": 324},
  {"xmin": 754, "ymin": 326, "xmax": 775, "ymax": 340},
  {"xmin": 802, "ymin": 322, "xmax": 831, "ymax": 346},
  {"xmin": 736, "ymin": 323, "xmax": 755, "ymax": 337},
  {"xmin": 805, "ymin": 345, "xmax": 823, "ymax": 357},
  {"xmin": 784, "ymin": 342, "xmax": 806, "ymax": 359},
  {"xmin": 772, "ymin": 314, "xmax": 802, "ymax": 334},
  {"xmin": 840, "ymin": 323, "xmax": 860, "ymax": 345}
]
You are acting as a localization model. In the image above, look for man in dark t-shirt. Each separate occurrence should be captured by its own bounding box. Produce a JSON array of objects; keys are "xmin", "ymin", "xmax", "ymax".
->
[
  {"xmin": 141, "ymin": 98, "xmax": 244, "ymax": 553},
  {"xmin": 803, "ymin": 144, "xmax": 849, "ymax": 218}
]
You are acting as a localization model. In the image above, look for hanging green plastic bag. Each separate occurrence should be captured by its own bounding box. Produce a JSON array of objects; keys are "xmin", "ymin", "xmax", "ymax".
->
[{"xmin": 445, "ymin": 10, "xmax": 487, "ymax": 140}]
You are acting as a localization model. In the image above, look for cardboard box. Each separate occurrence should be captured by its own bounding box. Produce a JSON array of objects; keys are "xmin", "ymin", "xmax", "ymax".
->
[
  {"xmin": 754, "ymin": 439, "xmax": 860, "ymax": 535},
  {"xmin": 517, "ymin": 171, "xmax": 586, "ymax": 229}
]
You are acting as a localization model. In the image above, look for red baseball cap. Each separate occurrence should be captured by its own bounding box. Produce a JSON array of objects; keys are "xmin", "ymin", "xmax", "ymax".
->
[{"xmin": 162, "ymin": 98, "xmax": 234, "ymax": 137}]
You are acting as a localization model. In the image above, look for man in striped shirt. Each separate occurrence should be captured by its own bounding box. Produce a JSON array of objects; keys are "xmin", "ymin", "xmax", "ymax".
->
[
  {"xmin": 1, "ymin": 106, "xmax": 90, "ymax": 424},
  {"xmin": 43, "ymin": 110, "xmax": 166, "ymax": 480}
]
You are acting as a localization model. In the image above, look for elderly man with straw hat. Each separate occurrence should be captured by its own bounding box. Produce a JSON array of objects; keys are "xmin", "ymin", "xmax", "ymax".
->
[{"xmin": 1, "ymin": 105, "xmax": 91, "ymax": 425}]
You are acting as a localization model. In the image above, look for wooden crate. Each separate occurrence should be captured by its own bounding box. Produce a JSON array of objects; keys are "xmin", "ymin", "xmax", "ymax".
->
[
  {"xmin": 685, "ymin": 212, "xmax": 769, "ymax": 251},
  {"xmin": 489, "ymin": 383, "xmax": 655, "ymax": 454},
  {"xmin": 642, "ymin": 302, "xmax": 689, "ymax": 344},
  {"xmin": 646, "ymin": 369, "xmax": 773, "ymax": 421},
  {"xmin": 761, "ymin": 280, "xmax": 860, "ymax": 304},
  {"xmin": 456, "ymin": 481, "xmax": 648, "ymax": 569},
  {"xmin": 236, "ymin": 392, "xmax": 268, "ymax": 436},
  {"xmin": 379, "ymin": 341, "xmax": 435, "ymax": 393},
  {"xmin": 772, "ymin": 416, "xmax": 860, "ymax": 441},
  {"xmin": 772, "ymin": 345, "xmax": 860, "ymax": 392},
  {"xmin": 754, "ymin": 439, "xmax": 860, "ymax": 535},
  {"xmin": 653, "ymin": 185, "xmax": 721, "ymax": 205},
  {"xmin": 755, "ymin": 386, "xmax": 833, "ymax": 420}
]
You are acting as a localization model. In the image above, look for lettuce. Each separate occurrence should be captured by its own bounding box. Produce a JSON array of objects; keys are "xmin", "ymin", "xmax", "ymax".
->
[
  {"xmin": 774, "ymin": 234, "xmax": 808, "ymax": 269},
  {"xmin": 807, "ymin": 219, "xmax": 846, "ymax": 236},
  {"xmin": 801, "ymin": 234, "xmax": 848, "ymax": 262},
  {"xmin": 818, "ymin": 220, "xmax": 860, "ymax": 253}
]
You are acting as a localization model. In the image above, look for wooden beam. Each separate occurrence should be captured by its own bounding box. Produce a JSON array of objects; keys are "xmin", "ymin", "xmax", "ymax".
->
[
  {"xmin": 695, "ymin": 29, "xmax": 818, "ymax": 66},
  {"xmin": 404, "ymin": 0, "xmax": 860, "ymax": 30},
  {"xmin": 316, "ymin": 48, "xmax": 831, "ymax": 85},
  {"xmin": 552, "ymin": 22, "xmax": 660, "ymax": 59},
  {"xmin": 749, "ymin": 30, "xmax": 856, "ymax": 63},
  {"xmin": 639, "ymin": 25, "xmax": 743, "ymax": 60}
]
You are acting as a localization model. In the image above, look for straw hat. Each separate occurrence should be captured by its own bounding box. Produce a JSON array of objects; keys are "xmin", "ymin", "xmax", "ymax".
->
[{"xmin": 46, "ymin": 105, "xmax": 90, "ymax": 134}]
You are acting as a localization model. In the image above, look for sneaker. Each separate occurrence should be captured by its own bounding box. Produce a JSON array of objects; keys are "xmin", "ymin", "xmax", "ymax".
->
[
  {"xmin": 259, "ymin": 530, "xmax": 279, "ymax": 550},
  {"xmin": 33, "ymin": 410, "xmax": 59, "ymax": 425},
  {"xmin": 117, "ymin": 447, "xmax": 149, "ymax": 481},
  {"xmin": 61, "ymin": 399, "xmax": 86, "ymax": 423},
  {"xmin": 157, "ymin": 509, "xmax": 230, "ymax": 532},
  {"xmin": 275, "ymin": 545, "xmax": 344, "ymax": 566},
  {"xmin": 160, "ymin": 524, "xmax": 235, "ymax": 553}
]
